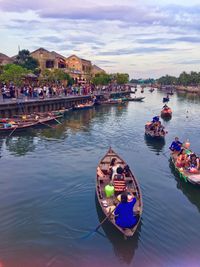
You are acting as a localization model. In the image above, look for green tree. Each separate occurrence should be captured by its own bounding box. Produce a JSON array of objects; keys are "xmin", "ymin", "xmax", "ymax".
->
[
  {"xmin": 0, "ymin": 64, "xmax": 29, "ymax": 85},
  {"xmin": 15, "ymin": 49, "xmax": 39, "ymax": 71},
  {"xmin": 91, "ymin": 73, "xmax": 111, "ymax": 85},
  {"xmin": 157, "ymin": 75, "xmax": 177, "ymax": 85},
  {"xmin": 40, "ymin": 69, "xmax": 73, "ymax": 85},
  {"xmin": 114, "ymin": 73, "xmax": 129, "ymax": 84}
]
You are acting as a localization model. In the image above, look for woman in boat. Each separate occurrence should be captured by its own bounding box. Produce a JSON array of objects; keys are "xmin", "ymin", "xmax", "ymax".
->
[
  {"xmin": 114, "ymin": 192, "xmax": 138, "ymax": 229},
  {"xmin": 109, "ymin": 157, "xmax": 120, "ymax": 180},
  {"xmin": 188, "ymin": 154, "xmax": 200, "ymax": 173},
  {"xmin": 176, "ymin": 149, "xmax": 189, "ymax": 168}
]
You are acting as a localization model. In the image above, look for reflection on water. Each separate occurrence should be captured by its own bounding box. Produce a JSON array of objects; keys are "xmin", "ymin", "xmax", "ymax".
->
[
  {"xmin": 169, "ymin": 161, "xmax": 200, "ymax": 213},
  {"xmin": 161, "ymin": 115, "xmax": 172, "ymax": 122},
  {"xmin": 0, "ymin": 90, "xmax": 200, "ymax": 267},
  {"xmin": 3, "ymin": 134, "xmax": 36, "ymax": 156},
  {"xmin": 95, "ymin": 195, "xmax": 140, "ymax": 265},
  {"xmin": 144, "ymin": 135, "xmax": 165, "ymax": 155}
]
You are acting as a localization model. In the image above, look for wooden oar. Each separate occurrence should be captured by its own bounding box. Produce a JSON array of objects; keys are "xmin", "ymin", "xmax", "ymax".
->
[
  {"xmin": 38, "ymin": 121, "xmax": 55, "ymax": 129},
  {"xmin": 53, "ymin": 118, "xmax": 62, "ymax": 124},
  {"xmin": 82, "ymin": 207, "xmax": 116, "ymax": 239},
  {"xmin": 8, "ymin": 126, "xmax": 18, "ymax": 137}
]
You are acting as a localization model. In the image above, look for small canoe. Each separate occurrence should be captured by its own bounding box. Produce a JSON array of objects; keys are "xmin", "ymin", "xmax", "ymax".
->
[
  {"xmin": 161, "ymin": 107, "xmax": 172, "ymax": 117},
  {"xmin": 122, "ymin": 97, "xmax": 145, "ymax": 102},
  {"xmin": 96, "ymin": 147, "xmax": 143, "ymax": 237},
  {"xmin": 170, "ymin": 152, "xmax": 200, "ymax": 186},
  {"xmin": 100, "ymin": 99, "xmax": 126, "ymax": 105},
  {"xmin": 0, "ymin": 114, "xmax": 63, "ymax": 134},
  {"xmin": 145, "ymin": 122, "xmax": 167, "ymax": 138},
  {"xmin": 0, "ymin": 120, "xmax": 38, "ymax": 133},
  {"xmin": 73, "ymin": 103, "xmax": 94, "ymax": 110}
]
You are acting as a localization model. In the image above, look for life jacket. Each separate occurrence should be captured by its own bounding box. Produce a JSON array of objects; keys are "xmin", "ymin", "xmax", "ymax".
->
[{"xmin": 113, "ymin": 176, "xmax": 126, "ymax": 192}]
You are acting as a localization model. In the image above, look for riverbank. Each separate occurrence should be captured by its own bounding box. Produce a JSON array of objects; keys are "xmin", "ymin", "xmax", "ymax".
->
[
  {"xmin": 0, "ymin": 90, "xmax": 131, "ymax": 117},
  {"xmin": 175, "ymin": 86, "xmax": 200, "ymax": 94}
]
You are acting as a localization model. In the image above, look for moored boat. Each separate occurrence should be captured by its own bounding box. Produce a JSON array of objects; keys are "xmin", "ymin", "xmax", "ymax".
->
[
  {"xmin": 0, "ymin": 119, "xmax": 38, "ymax": 133},
  {"xmin": 96, "ymin": 147, "xmax": 143, "ymax": 237},
  {"xmin": 0, "ymin": 113, "xmax": 62, "ymax": 134},
  {"xmin": 73, "ymin": 102, "xmax": 94, "ymax": 110},
  {"xmin": 126, "ymin": 96, "xmax": 145, "ymax": 102},
  {"xmin": 100, "ymin": 99, "xmax": 126, "ymax": 105}
]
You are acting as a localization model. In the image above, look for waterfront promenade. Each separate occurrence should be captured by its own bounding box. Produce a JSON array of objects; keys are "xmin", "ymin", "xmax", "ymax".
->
[{"xmin": 0, "ymin": 90, "xmax": 132, "ymax": 117}]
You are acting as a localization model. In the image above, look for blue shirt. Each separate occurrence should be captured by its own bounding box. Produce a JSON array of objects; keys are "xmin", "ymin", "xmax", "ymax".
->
[
  {"xmin": 169, "ymin": 141, "xmax": 182, "ymax": 151},
  {"xmin": 152, "ymin": 116, "xmax": 159, "ymax": 123},
  {"xmin": 114, "ymin": 198, "xmax": 137, "ymax": 228}
]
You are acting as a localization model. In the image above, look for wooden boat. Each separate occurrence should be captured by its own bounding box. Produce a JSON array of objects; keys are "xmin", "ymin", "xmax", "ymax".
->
[
  {"xmin": 0, "ymin": 114, "xmax": 62, "ymax": 134},
  {"xmin": 51, "ymin": 110, "xmax": 65, "ymax": 116},
  {"xmin": 0, "ymin": 119, "xmax": 38, "ymax": 133},
  {"xmin": 167, "ymin": 91, "xmax": 174, "ymax": 95},
  {"xmin": 96, "ymin": 147, "xmax": 143, "ymax": 237},
  {"xmin": 161, "ymin": 106, "xmax": 172, "ymax": 117},
  {"xmin": 145, "ymin": 121, "xmax": 167, "ymax": 138},
  {"xmin": 100, "ymin": 99, "xmax": 126, "ymax": 105},
  {"xmin": 123, "ymin": 96, "xmax": 145, "ymax": 102},
  {"xmin": 149, "ymin": 88, "xmax": 154, "ymax": 92},
  {"xmin": 73, "ymin": 102, "xmax": 94, "ymax": 110},
  {"xmin": 170, "ymin": 151, "xmax": 200, "ymax": 186}
]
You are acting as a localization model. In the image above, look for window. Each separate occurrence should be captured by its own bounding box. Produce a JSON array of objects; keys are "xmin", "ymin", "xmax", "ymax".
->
[{"xmin": 46, "ymin": 60, "xmax": 54, "ymax": 68}]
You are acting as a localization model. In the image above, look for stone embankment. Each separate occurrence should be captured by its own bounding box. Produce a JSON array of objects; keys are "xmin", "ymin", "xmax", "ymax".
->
[{"xmin": 175, "ymin": 86, "xmax": 200, "ymax": 94}]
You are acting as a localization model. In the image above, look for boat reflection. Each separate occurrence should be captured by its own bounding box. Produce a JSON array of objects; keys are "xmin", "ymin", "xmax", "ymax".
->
[
  {"xmin": 169, "ymin": 161, "xmax": 200, "ymax": 213},
  {"xmin": 95, "ymin": 196, "xmax": 140, "ymax": 265},
  {"xmin": 5, "ymin": 133, "xmax": 36, "ymax": 156},
  {"xmin": 1, "ymin": 106, "xmax": 128, "ymax": 156},
  {"xmin": 144, "ymin": 135, "xmax": 165, "ymax": 155},
  {"xmin": 161, "ymin": 115, "xmax": 172, "ymax": 122}
]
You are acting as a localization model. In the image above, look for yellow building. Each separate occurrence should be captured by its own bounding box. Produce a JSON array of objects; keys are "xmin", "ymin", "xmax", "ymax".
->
[
  {"xmin": 30, "ymin": 48, "xmax": 67, "ymax": 70},
  {"xmin": 65, "ymin": 55, "xmax": 92, "ymax": 84},
  {"xmin": 30, "ymin": 48, "xmax": 105, "ymax": 84},
  {"xmin": 0, "ymin": 53, "xmax": 13, "ymax": 65}
]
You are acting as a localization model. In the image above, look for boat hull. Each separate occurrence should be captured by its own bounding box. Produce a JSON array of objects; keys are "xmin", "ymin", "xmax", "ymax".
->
[
  {"xmin": 170, "ymin": 154, "xmax": 200, "ymax": 186},
  {"xmin": 96, "ymin": 147, "xmax": 143, "ymax": 237}
]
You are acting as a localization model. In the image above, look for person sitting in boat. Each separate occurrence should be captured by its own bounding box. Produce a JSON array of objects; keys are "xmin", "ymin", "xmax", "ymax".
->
[
  {"xmin": 152, "ymin": 116, "xmax": 160, "ymax": 123},
  {"xmin": 109, "ymin": 157, "xmax": 120, "ymax": 180},
  {"xmin": 169, "ymin": 137, "xmax": 182, "ymax": 153},
  {"xmin": 114, "ymin": 192, "xmax": 138, "ymax": 229},
  {"xmin": 97, "ymin": 166, "xmax": 106, "ymax": 178},
  {"xmin": 113, "ymin": 167, "xmax": 126, "ymax": 194},
  {"xmin": 176, "ymin": 149, "xmax": 189, "ymax": 168},
  {"xmin": 188, "ymin": 154, "xmax": 200, "ymax": 173},
  {"xmin": 163, "ymin": 104, "xmax": 168, "ymax": 109}
]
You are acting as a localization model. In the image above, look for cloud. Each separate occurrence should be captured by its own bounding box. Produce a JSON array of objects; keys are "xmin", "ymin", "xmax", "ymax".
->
[
  {"xmin": 39, "ymin": 36, "xmax": 63, "ymax": 43},
  {"xmin": 177, "ymin": 59, "xmax": 200, "ymax": 65},
  {"xmin": 136, "ymin": 36, "xmax": 200, "ymax": 45},
  {"xmin": 98, "ymin": 46, "xmax": 174, "ymax": 56},
  {"xmin": 1, "ymin": 0, "xmax": 200, "ymax": 77}
]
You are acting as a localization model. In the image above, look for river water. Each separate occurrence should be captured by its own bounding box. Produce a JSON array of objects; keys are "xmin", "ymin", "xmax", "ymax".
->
[{"xmin": 0, "ymin": 88, "xmax": 200, "ymax": 267}]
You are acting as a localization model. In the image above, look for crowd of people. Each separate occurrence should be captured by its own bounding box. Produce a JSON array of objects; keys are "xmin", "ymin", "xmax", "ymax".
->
[
  {"xmin": 169, "ymin": 137, "xmax": 200, "ymax": 173},
  {"xmin": 0, "ymin": 82, "xmax": 132, "ymax": 102}
]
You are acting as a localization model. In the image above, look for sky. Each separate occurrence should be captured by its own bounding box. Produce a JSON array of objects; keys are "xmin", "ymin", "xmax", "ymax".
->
[{"xmin": 0, "ymin": 0, "xmax": 200, "ymax": 78}]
